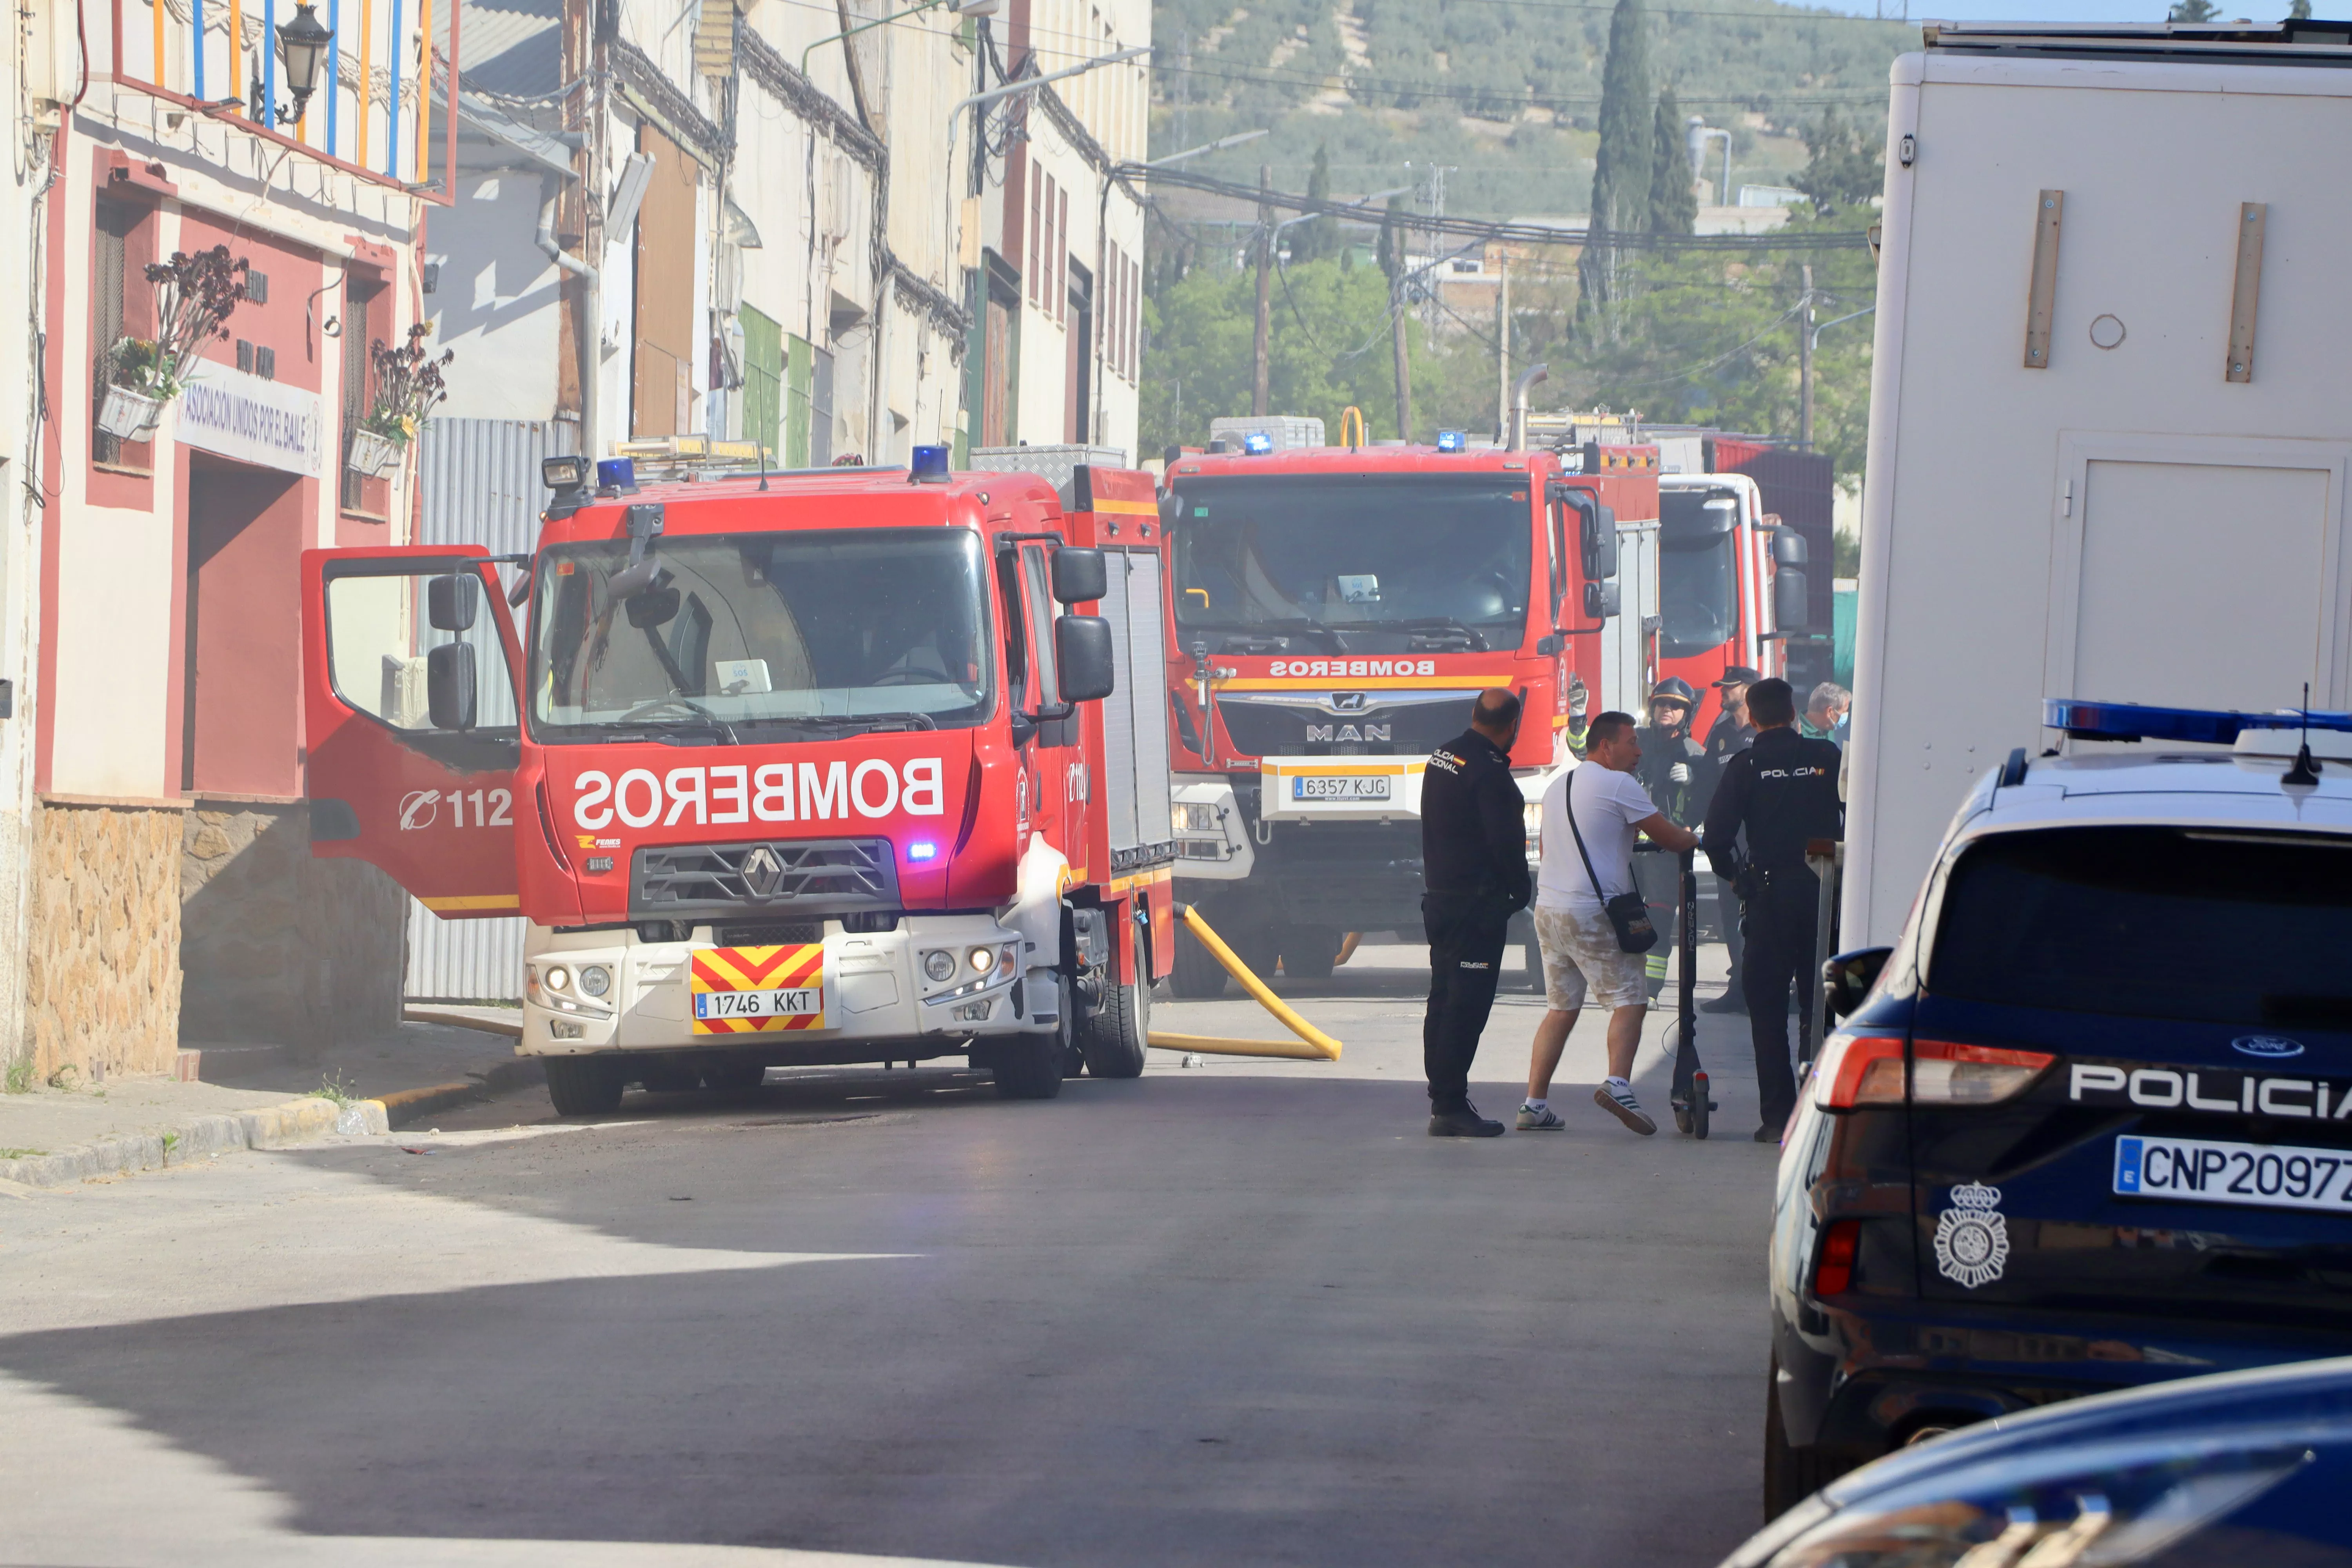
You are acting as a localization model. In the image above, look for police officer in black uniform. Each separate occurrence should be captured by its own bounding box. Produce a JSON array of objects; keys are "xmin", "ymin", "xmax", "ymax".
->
[
  {"xmin": 1418, "ymin": 688, "xmax": 1532, "ymax": 1137},
  {"xmin": 1700, "ymin": 677, "xmax": 1842, "ymax": 1141},
  {"xmin": 1699, "ymin": 666, "xmax": 1761, "ymax": 1014},
  {"xmin": 1632, "ymin": 677, "xmax": 1711, "ymax": 1001}
]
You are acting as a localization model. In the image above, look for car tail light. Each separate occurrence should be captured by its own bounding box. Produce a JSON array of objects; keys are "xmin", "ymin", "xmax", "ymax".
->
[
  {"xmin": 1813, "ymin": 1218, "xmax": 1860, "ymax": 1297},
  {"xmin": 1813, "ymin": 1033, "xmax": 2055, "ymax": 1109},
  {"xmin": 1815, "ymin": 1031, "xmax": 1907, "ymax": 1108},
  {"xmin": 1910, "ymin": 1039, "xmax": 2054, "ymax": 1105}
]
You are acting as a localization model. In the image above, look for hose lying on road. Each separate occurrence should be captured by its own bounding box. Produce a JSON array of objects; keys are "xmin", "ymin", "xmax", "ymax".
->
[{"xmin": 1147, "ymin": 904, "xmax": 1344, "ymax": 1062}]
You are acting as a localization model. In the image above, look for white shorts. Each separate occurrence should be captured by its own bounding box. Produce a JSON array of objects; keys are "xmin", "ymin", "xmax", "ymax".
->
[{"xmin": 1533, "ymin": 906, "xmax": 1648, "ymax": 1013}]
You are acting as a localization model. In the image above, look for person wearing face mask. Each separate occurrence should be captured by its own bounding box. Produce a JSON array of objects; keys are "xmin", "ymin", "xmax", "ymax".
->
[{"xmin": 1630, "ymin": 677, "xmax": 1710, "ymax": 1001}]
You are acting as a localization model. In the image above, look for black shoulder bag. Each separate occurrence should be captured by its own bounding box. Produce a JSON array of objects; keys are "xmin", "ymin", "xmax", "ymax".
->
[{"xmin": 1564, "ymin": 768, "xmax": 1658, "ymax": 955}]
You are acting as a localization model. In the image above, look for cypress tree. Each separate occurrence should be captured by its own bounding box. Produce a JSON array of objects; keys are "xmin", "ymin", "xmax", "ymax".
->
[
  {"xmin": 1577, "ymin": 0, "xmax": 1653, "ymax": 338},
  {"xmin": 1649, "ymin": 88, "xmax": 1698, "ymax": 235},
  {"xmin": 1296, "ymin": 143, "xmax": 1341, "ymax": 264}
]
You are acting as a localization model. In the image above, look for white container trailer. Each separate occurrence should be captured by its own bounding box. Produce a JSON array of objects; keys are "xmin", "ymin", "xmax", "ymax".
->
[{"xmin": 1846, "ymin": 18, "xmax": 2352, "ymax": 946}]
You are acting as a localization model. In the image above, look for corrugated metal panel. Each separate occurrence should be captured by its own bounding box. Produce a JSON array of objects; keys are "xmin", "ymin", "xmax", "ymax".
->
[
  {"xmin": 1099, "ymin": 553, "xmax": 1138, "ymax": 852},
  {"xmin": 402, "ymin": 417, "xmax": 576, "ymax": 1002},
  {"xmin": 1124, "ymin": 552, "xmax": 1172, "ymax": 849}
]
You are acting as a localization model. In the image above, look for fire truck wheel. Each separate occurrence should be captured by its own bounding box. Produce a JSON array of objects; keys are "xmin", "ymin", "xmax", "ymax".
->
[
  {"xmin": 1079, "ymin": 974, "xmax": 1150, "ymax": 1079},
  {"xmin": 1279, "ymin": 927, "xmax": 1339, "ymax": 982},
  {"xmin": 991, "ymin": 1034, "xmax": 1066, "ymax": 1100},
  {"xmin": 545, "ymin": 1056, "xmax": 624, "ymax": 1117},
  {"xmin": 1170, "ymin": 926, "xmax": 1228, "ymax": 998}
]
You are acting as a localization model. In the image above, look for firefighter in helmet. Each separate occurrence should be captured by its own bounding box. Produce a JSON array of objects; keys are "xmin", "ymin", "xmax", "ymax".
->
[{"xmin": 1630, "ymin": 677, "xmax": 1711, "ymax": 1000}]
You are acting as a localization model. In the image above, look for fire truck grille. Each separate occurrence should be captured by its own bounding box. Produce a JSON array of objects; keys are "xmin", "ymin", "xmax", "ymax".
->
[
  {"xmin": 1215, "ymin": 697, "xmax": 1467, "ymax": 758},
  {"xmin": 632, "ymin": 838, "xmax": 900, "ymax": 918}
]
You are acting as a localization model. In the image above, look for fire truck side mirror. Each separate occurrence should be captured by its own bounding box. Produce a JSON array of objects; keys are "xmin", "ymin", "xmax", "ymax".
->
[
  {"xmin": 1050, "ymin": 546, "xmax": 1108, "ymax": 605},
  {"xmin": 426, "ymin": 641, "xmax": 478, "ymax": 731},
  {"xmin": 428, "ymin": 572, "xmax": 479, "ymax": 632},
  {"xmin": 1774, "ymin": 568, "xmax": 1811, "ymax": 631},
  {"xmin": 1158, "ymin": 491, "xmax": 1182, "ymax": 529},
  {"xmin": 1773, "ymin": 527, "xmax": 1809, "ymax": 568},
  {"xmin": 1054, "ymin": 614, "xmax": 1116, "ymax": 703},
  {"xmin": 1582, "ymin": 506, "xmax": 1619, "ymax": 583},
  {"xmin": 1583, "ymin": 580, "xmax": 1620, "ymax": 620}
]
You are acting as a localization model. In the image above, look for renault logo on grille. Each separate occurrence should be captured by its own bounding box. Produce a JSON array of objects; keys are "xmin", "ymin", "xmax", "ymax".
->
[
  {"xmin": 1331, "ymin": 692, "xmax": 1369, "ymax": 713},
  {"xmin": 740, "ymin": 845, "xmax": 786, "ymax": 897}
]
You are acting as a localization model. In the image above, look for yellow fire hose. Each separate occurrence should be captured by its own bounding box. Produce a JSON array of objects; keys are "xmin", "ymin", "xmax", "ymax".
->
[{"xmin": 1147, "ymin": 904, "xmax": 1344, "ymax": 1062}]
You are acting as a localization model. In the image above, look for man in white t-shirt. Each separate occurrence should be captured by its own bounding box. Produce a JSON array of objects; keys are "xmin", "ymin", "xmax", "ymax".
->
[{"xmin": 1520, "ymin": 710, "xmax": 1701, "ymax": 1134}]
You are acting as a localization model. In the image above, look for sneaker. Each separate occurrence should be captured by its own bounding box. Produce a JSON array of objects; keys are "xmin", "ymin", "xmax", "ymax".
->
[
  {"xmin": 1753, "ymin": 1125, "xmax": 1782, "ymax": 1144},
  {"xmin": 1429, "ymin": 1103, "xmax": 1506, "ymax": 1138},
  {"xmin": 1517, "ymin": 1102, "xmax": 1566, "ymax": 1131},
  {"xmin": 1593, "ymin": 1082, "xmax": 1657, "ymax": 1136},
  {"xmin": 1700, "ymin": 991, "xmax": 1747, "ymax": 1015}
]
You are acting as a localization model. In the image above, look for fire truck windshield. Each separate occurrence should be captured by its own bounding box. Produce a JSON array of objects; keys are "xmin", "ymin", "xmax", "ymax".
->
[
  {"xmin": 1171, "ymin": 475, "xmax": 1530, "ymax": 653},
  {"xmin": 528, "ymin": 527, "xmax": 993, "ymax": 742},
  {"xmin": 1659, "ymin": 489, "xmax": 1739, "ymax": 659}
]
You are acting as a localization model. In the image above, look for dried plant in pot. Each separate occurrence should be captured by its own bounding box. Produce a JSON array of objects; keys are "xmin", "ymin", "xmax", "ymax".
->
[
  {"xmin": 350, "ymin": 324, "xmax": 454, "ymax": 477},
  {"xmin": 100, "ymin": 247, "xmax": 250, "ymax": 439}
]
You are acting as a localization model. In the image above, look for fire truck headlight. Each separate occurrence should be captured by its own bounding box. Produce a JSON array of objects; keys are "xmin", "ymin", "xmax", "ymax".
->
[
  {"xmin": 967, "ymin": 945, "xmax": 996, "ymax": 975},
  {"xmin": 544, "ymin": 964, "xmax": 571, "ymax": 993},
  {"xmin": 923, "ymin": 949, "xmax": 957, "ymax": 983},
  {"xmin": 1178, "ymin": 803, "xmax": 1218, "ymax": 832},
  {"xmin": 577, "ymin": 965, "xmax": 611, "ymax": 998}
]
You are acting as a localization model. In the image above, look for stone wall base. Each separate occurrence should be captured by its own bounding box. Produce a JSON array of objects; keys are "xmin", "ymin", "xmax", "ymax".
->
[{"xmin": 25, "ymin": 802, "xmax": 185, "ymax": 1081}]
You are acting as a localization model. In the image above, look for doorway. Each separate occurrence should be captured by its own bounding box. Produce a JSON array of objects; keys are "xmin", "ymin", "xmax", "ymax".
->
[{"xmin": 183, "ymin": 457, "xmax": 306, "ymax": 797}]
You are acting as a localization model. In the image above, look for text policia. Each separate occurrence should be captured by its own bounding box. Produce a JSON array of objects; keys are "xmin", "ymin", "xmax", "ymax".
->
[{"xmin": 572, "ymin": 759, "xmax": 949, "ymax": 830}]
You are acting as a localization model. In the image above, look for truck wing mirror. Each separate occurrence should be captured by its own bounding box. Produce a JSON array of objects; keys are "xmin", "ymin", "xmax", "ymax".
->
[
  {"xmin": 426, "ymin": 641, "xmax": 477, "ymax": 731},
  {"xmin": 1583, "ymin": 580, "xmax": 1620, "ymax": 620},
  {"xmin": 1773, "ymin": 527, "xmax": 1809, "ymax": 568},
  {"xmin": 607, "ymin": 502, "xmax": 667, "ymax": 600},
  {"xmin": 1774, "ymin": 567, "xmax": 1811, "ymax": 631},
  {"xmin": 625, "ymin": 584, "xmax": 681, "ymax": 629},
  {"xmin": 1581, "ymin": 503, "xmax": 1619, "ymax": 581},
  {"xmin": 428, "ymin": 572, "xmax": 479, "ymax": 632},
  {"xmin": 1158, "ymin": 491, "xmax": 1182, "ymax": 528},
  {"xmin": 1051, "ymin": 545, "xmax": 1108, "ymax": 605},
  {"xmin": 1054, "ymin": 613, "xmax": 1116, "ymax": 702},
  {"xmin": 1823, "ymin": 946, "xmax": 1892, "ymax": 1021}
]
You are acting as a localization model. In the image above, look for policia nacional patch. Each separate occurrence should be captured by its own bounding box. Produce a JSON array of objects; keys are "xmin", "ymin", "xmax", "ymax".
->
[{"xmin": 1933, "ymin": 1182, "xmax": 2011, "ymax": 1289}]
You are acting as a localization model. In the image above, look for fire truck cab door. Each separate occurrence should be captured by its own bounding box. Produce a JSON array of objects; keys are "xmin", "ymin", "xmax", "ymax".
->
[{"xmin": 300, "ymin": 546, "xmax": 525, "ymax": 918}]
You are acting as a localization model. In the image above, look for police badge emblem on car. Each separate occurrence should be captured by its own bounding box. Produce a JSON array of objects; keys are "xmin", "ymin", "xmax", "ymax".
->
[{"xmin": 1933, "ymin": 1182, "xmax": 2010, "ymax": 1290}]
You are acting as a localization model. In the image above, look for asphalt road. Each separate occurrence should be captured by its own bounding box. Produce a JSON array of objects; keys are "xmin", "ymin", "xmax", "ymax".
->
[{"xmin": 0, "ymin": 942, "xmax": 1787, "ymax": 1568}]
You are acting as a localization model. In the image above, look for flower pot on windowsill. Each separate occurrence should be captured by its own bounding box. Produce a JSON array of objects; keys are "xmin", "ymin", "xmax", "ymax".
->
[
  {"xmin": 348, "ymin": 428, "xmax": 405, "ymax": 477},
  {"xmin": 97, "ymin": 384, "xmax": 165, "ymax": 441}
]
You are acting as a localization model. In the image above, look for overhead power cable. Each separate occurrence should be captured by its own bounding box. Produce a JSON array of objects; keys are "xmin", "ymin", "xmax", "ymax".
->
[{"xmin": 1131, "ymin": 164, "xmax": 1874, "ymax": 251}]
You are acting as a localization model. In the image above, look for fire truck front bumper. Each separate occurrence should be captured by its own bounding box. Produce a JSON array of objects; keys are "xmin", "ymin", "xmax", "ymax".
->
[{"xmin": 516, "ymin": 915, "xmax": 1047, "ymax": 1059}]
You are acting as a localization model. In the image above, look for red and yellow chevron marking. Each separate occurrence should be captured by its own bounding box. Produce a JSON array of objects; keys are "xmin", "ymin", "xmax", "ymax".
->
[{"xmin": 689, "ymin": 944, "xmax": 825, "ymax": 1034}]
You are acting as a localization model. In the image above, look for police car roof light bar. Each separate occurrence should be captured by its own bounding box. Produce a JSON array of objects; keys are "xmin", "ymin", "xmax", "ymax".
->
[{"xmin": 2043, "ymin": 697, "xmax": 2352, "ymax": 744}]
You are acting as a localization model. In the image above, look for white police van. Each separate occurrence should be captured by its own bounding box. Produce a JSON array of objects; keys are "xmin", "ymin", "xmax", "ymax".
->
[{"xmin": 1766, "ymin": 699, "xmax": 2352, "ymax": 1515}]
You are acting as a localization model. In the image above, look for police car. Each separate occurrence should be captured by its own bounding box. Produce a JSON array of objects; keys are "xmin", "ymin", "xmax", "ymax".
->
[{"xmin": 1765, "ymin": 699, "xmax": 2352, "ymax": 1520}]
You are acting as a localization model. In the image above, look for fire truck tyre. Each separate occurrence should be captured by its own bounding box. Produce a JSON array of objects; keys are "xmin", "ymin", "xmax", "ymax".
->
[
  {"xmin": 1762, "ymin": 1352, "xmax": 1837, "ymax": 1521},
  {"xmin": 1079, "ymin": 973, "xmax": 1150, "ymax": 1079},
  {"xmin": 1279, "ymin": 926, "xmax": 1339, "ymax": 982},
  {"xmin": 991, "ymin": 1034, "xmax": 1066, "ymax": 1100},
  {"xmin": 1170, "ymin": 925, "xmax": 1228, "ymax": 998},
  {"xmin": 704, "ymin": 1058, "xmax": 766, "ymax": 1097},
  {"xmin": 546, "ymin": 1057, "xmax": 625, "ymax": 1118}
]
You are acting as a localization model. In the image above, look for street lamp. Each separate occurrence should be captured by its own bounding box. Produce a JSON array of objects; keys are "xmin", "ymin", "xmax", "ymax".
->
[{"xmin": 274, "ymin": 2, "xmax": 334, "ymax": 125}]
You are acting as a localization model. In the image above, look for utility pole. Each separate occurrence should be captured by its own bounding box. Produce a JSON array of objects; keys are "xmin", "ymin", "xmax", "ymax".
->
[
  {"xmin": 1798, "ymin": 263, "xmax": 1815, "ymax": 449},
  {"xmin": 1391, "ymin": 272, "xmax": 1413, "ymax": 443},
  {"xmin": 1493, "ymin": 249, "xmax": 1510, "ymax": 442},
  {"xmin": 1253, "ymin": 163, "xmax": 1272, "ymax": 418}
]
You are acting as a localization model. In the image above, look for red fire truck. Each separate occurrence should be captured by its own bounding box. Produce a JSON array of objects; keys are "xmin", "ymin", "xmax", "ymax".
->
[
  {"xmin": 1654, "ymin": 471, "xmax": 1809, "ymax": 736},
  {"xmin": 298, "ymin": 452, "xmax": 1176, "ymax": 1114},
  {"xmin": 1157, "ymin": 432, "xmax": 1657, "ymax": 992}
]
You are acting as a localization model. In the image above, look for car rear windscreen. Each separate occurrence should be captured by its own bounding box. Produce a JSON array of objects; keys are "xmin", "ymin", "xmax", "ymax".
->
[{"xmin": 1928, "ymin": 826, "xmax": 2352, "ymax": 1028}]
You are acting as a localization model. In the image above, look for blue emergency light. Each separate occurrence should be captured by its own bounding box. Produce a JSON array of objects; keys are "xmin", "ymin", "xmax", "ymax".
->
[
  {"xmin": 1243, "ymin": 430, "xmax": 1275, "ymax": 455},
  {"xmin": 910, "ymin": 444, "xmax": 951, "ymax": 482},
  {"xmin": 595, "ymin": 457, "xmax": 637, "ymax": 493},
  {"xmin": 2044, "ymin": 697, "xmax": 2352, "ymax": 744},
  {"xmin": 1436, "ymin": 430, "xmax": 1466, "ymax": 452},
  {"xmin": 907, "ymin": 840, "xmax": 939, "ymax": 862}
]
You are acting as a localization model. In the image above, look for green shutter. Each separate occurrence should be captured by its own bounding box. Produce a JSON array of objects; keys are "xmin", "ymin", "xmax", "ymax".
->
[
  {"xmin": 740, "ymin": 307, "xmax": 784, "ymax": 464},
  {"xmin": 784, "ymin": 332, "xmax": 815, "ymax": 469}
]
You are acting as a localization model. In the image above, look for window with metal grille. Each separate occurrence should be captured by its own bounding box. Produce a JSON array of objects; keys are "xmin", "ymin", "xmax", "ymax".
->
[
  {"xmin": 92, "ymin": 200, "xmax": 141, "ymax": 469},
  {"xmin": 339, "ymin": 275, "xmax": 379, "ymax": 511}
]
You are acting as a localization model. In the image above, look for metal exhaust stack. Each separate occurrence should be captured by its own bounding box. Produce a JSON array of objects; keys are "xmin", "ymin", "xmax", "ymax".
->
[{"xmin": 1510, "ymin": 363, "xmax": 1550, "ymax": 452}]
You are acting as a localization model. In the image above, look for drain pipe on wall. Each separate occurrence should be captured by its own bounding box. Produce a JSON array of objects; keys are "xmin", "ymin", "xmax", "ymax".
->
[
  {"xmin": 1510, "ymin": 362, "xmax": 1549, "ymax": 453},
  {"xmin": 537, "ymin": 174, "xmax": 599, "ymax": 459}
]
